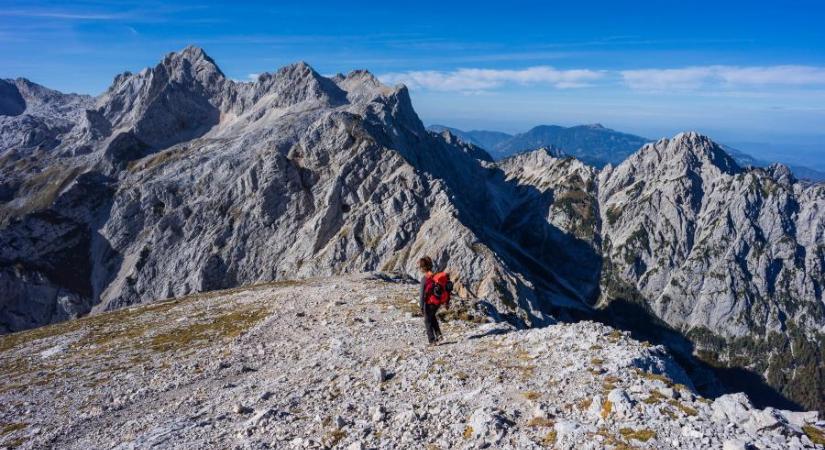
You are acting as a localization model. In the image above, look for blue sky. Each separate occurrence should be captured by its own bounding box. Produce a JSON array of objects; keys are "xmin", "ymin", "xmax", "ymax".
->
[{"xmin": 2, "ymin": 0, "xmax": 824, "ymax": 166}]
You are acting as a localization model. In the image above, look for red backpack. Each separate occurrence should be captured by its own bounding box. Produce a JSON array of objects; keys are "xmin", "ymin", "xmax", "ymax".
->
[{"xmin": 425, "ymin": 272, "xmax": 453, "ymax": 306}]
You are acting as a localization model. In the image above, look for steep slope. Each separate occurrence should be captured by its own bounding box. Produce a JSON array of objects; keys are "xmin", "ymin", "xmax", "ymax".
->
[
  {"xmin": 597, "ymin": 132, "xmax": 825, "ymax": 412},
  {"xmin": 0, "ymin": 47, "xmax": 588, "ymax": 334},
  {"xmin": 2, "ymin": 274, "xmax": 822, "ymax": 449}
]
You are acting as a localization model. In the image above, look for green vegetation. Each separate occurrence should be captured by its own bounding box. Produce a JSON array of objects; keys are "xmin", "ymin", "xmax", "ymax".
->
[
  {"xmin": 553, "ymin": 189, "xmax": 596, "ymax": 239},
  {"xmin": 688, "ymin": 323, "xmax": 825, "ymax": 413},
  {"xmin": 668, "ymin": 399, "xmax": 698, "ymax": 416},
  {"xmin": 619, "ymin": 428, "xmax": 656, "ymax": 442},
  {"xmin": 642, "ymin": 390, "xmax": 666, "ymax": 404},
  {"xmin": 0, "ymin": 423, "xmax": 27, "ymax": 436},
  {"xmin": 605, "ymin": 205, "xmax": 623, "ymax": 226},
  {"xmin": 149, "ymin": 307, "xmax": 269, "ymax": 352},
  {"xmin": 126, "ymin": 146, "xmax": 187, "ymax": 173},
  {"xmin": 0, "ymin": 164, "xmax": 83, "ymax": 223}
]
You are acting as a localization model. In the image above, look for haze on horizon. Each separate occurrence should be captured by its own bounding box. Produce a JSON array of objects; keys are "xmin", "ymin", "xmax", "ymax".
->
[{"xmin": 1, "ymin": 0, "xmax": 824, "ymax": 168}]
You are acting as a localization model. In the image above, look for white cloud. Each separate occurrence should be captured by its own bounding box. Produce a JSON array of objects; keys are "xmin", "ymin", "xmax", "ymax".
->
[
  {"xmin": 248, "ymin": 73, "xmax": 260, "ymax": 80},
  {"xmin": 0, "ymin": 9, "xmax": 124, "ymax": 20},
  {"xmin": 622, "ymin": 65, "xmax": 825, "ymax": 91},
  {"xmin": 379, "ymin": 66, "xmax": 604, "ymax": 92}
]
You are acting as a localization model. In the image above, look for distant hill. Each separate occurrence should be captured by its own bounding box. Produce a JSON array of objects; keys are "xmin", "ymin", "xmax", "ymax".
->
[
  {"xmin": 428, "ymin": 124, "xmax": 512, "ymax": 150},
  {"xmin": 428, "ymin": 123, "xmax": 650, "ymax": 167},
  {"xmin": 428, "ymin": 124, "xmax": 825, "ymax": 181},
  {"xmin": 722, "ymin": 144, "xmax": 825, "ymax": 181}
]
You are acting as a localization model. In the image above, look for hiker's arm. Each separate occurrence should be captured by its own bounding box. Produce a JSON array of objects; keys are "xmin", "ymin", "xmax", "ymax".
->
[{"xmin": 419, "ymin": 276, "xmax": 426, "ymax": 311}]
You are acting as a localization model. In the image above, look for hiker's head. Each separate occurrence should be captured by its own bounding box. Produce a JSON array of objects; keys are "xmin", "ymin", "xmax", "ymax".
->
[{"xmin": 418, "ymin": 256, "xmax": 433, "ymax": 273}]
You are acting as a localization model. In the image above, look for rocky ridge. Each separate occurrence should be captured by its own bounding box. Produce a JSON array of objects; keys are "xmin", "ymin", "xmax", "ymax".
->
[
  {"xmin": 1, "ymin": 47, "xmax": 824, "ymax": 413},
  {"xmin": 1, "ymin": 274, "xmax": 823, "ymax": 449}
]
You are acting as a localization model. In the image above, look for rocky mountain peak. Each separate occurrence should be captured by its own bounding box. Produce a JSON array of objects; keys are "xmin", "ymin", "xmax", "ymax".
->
[
  {"xmin": 766, "ymin": 163, "xmax": 797, "ymax": 186},
  {"xmin": 162, "ymin": 45, "xmax": 225, "ymax": 78},
  {"xmin": 668, "ymin": 131, "xmax": 741, "ymax": 173},
  {"xmin": 621, "ymin": 131, "xmax": 741, "ymax": 181}
]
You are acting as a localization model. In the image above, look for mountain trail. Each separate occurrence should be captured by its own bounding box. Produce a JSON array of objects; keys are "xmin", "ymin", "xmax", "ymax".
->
[{"xmin": 1, "ymin": 273, "xmax": 821, "ymax": 449}]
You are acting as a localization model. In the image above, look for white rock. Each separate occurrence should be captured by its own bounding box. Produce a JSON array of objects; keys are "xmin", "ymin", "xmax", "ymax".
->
[
  {"xmin": 607, "ymin": 388, "xmax": 634, "ymax": 417},
  {"xmin": 721, "ymin": 439, "xmax": 749, "ymax": 450},
  {"xmin": 372, "ymin": 367, "xmax": 387, "ymax": 383}
]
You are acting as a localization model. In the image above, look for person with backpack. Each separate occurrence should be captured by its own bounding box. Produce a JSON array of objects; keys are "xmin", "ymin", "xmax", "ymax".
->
[{"xmin": 418, "ymin": 256, "xmax": 453, "ymax": 346}]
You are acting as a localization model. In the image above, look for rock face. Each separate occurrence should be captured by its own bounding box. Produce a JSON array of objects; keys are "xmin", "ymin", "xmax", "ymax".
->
[
  {"xmin": 2, "ymin": 274, "xmax": 823, "ymax": 449},
  {"xmin": 0, "ymin": 46, "xmax": 585, "ymax": 335},
  {"xmin": 596, "ymin": 133, "xmax": 825, "ymax": 411},
  {"xmin": 1, "ymin": 46, "xmax": 824, "ymax": 413}
]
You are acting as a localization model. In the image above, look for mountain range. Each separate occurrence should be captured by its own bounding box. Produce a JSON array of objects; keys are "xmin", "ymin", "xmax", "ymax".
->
[
  {"xmin": 429, "ymin": 124, "xmax": 825, "ymax": 181},
  {"xmin": 1, "ymin": 46, "xmax": 824, "ymax": 414}
]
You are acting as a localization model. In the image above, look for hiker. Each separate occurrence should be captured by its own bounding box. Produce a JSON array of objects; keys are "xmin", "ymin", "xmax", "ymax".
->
[{"xmin": 418, "ymin": 256, "xmax": 453, "ymax": 345}]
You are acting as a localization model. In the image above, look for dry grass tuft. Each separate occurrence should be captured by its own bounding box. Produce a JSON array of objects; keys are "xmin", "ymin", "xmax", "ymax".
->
[
  {"xmin": 642, "ymin": 390, "xmax": 667, "ymax": 404},
  {"xmin": 149, "ymin": 307, "xmax": 269, "ymax": 352},
  {"xmin": 803, "ymin": 425, "xmax": 825, "ymax": 445},
  {"xmin": 542, "ymin": 430, "xmax": 557, "ymax": 446},
  {"xmin": 667, "ymin": 399, "xmax": 698, "ymax": 416},
  {"xmin": 601, "ymin": 399, "xmax": 613, "ymax": 419},
  {"xmin": 522, "ymin": 391, "xmax": 542, "ymax": 401},
  {"xmin": 463, "ymin": 426, "xmax": 474, "ymax": 439},
  {"xmin": 619, "ymin": 427, "xmax": 656, "ymax": 442},
  {"xmin": 526, "ymin": 417, "xmax": 554, "ymax": 428},
  {"xmin": 0, "ymin": 422, "xmax": 27, "ymax": 436}
]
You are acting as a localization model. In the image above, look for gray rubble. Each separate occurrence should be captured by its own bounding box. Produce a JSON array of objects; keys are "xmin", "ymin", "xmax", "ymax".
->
[{"xmin": 1, "ymin": 274, "xmax": 822, "ymax": 449}]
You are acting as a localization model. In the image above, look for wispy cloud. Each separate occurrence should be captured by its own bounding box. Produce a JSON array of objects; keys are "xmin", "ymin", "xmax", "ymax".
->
[
  {"xmin": 622, "ymin": 65, "xmax": 825, "ymax": 91},
  {"xmin": 379, "ymin": 66, "xmax": 604, "ymax": 92},
  {"xmin": 0, "ymin": 9, "xmax": 125, "ymax": 20}
]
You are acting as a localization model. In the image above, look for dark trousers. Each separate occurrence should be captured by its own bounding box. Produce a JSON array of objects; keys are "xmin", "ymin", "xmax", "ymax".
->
[{"xmin": 423, "ymin": 303, "xmax": 442, "ymax": 343}]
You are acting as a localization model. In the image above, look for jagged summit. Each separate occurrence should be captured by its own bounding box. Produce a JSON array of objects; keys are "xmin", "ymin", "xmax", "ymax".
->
[{"xmin": 621, "ymin": 131, "xmax": 742, "ymax": 178}]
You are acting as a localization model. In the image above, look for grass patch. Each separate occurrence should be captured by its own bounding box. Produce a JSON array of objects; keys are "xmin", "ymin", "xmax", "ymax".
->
[
  {"xmin": 634, "ymin": 368, "xmax": 673, "ymax": 386},
  {"xmin": 601, "ymin": 399, "xmax": 612, "ymax": 419},
  {"xmin": 149, "ymin": 307, "xmax": 269, "ymax": 352},
  {"xmin": 803, "ymin": 425, "xmax": 825, "ymax": 445},
  {"xmin": 642, "ymin": 390, "xmax": 667, "ymax": 404},
  {"xmin": 667, "ymin": 399, "xmax": 698, "ymax": 416},
  {"xmin": 322, "ymin": 428, "xmax": 347, "ymax": 447},
  {"xmin": 659, "ymin": 406, "xmax": 677, "ymax": 420},
  {"xmin": 526, "ymin": 417, "xmax": 554, "ymax": 428},
  {"xmin": 463, "ymin": 426, "xmax": 474, "ymax": 439},
  {"xmin": 619, "ymin": 428, "xmax": 656, "ymax": 442},
  {"xmin": 607, "ymin": 330, "xmax": 623, "ymax": 342},
  {"xmin": 577, "ymin": 397, "xmax": 593, "ymax": 410},
  {"xmin": 591, "ymin": 357, "xmax": 604, "ymax": 365},
  {"xmin": 523, "ymin": 391, "xmax": 542, "ymax": 401},
  {"xmin": 0, "ymin": 423, "xmax": 27, "ymax": 436},
  {"xmin": 515, "ymin": 349, "xmax": 536, "ymax": 361},
  {"xmin": 542, "ymin": 430, "xmax": 557, "ymax": 446}
]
